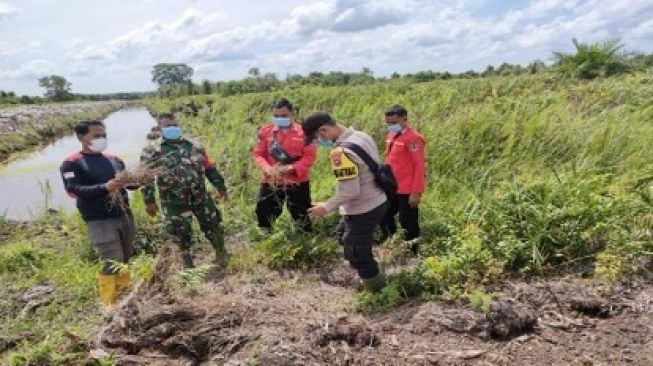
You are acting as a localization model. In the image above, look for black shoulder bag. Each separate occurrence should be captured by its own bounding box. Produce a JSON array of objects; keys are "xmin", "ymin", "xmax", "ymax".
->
[
  {"xmin": 268, "ymin": 131, "xmax": 300, "ymax": 164},
  {"xmin": 340, "ymin": 141, "xmax": 398, "ymax": 199}
]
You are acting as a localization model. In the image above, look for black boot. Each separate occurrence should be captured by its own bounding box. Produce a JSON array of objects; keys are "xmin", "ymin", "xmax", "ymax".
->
[
  {"xmin": 363, "ymin": 272, "xmax": 386, "ymax": 293},
  {"xmin": 181, "ymin": 250, "xmax": 194, "ymax": 269}
]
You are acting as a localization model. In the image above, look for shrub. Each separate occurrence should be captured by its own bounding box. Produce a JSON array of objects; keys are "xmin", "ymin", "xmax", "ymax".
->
[
  {"xmin": 355, "ymin": 271, "xmax": 424, "ymax": 312},
  {"xmin": 481, "ymin": 178, "xmax": 648, "ymax": 273},
  {"xmin": 259, "ymin": 229, "xmax": 339, "ymax": 270},
  {"xmin": 421, "ymin": 224, "xmax": 503, "ymax": 296}
]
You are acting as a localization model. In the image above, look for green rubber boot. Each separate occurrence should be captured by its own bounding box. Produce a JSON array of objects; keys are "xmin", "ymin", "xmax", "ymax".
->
[
  {"xmin": 363, "ymin": 272, "xmax": 386, "ymax": 293},
  {"xmin": 209, "ymin": 226, "xmax": 229, "ymax": 267},
  {"xmin": 180, "ymin": 250, "xmax": 195, "ymax": 269}
]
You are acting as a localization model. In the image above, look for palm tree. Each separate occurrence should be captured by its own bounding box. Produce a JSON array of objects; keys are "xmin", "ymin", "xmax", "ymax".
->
[{"xmin": 553, "ymin": 38, "xmax": 630, "ymax": 79}]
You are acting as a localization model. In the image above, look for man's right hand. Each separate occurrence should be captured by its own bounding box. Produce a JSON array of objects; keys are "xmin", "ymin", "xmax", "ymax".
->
[
  {"xmin": 146, "ymin": 203, "xmax": 159, "ymax": 217},
  {"xmin": 106, "ymin": 178, "xmax": 124, "ymax": 193},
  {"xmin": 265, "ymin": 165, "xmax": 280, "ymax": 177}
]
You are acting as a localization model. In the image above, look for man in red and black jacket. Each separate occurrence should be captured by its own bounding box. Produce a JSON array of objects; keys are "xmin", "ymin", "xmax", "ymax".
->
[
  {"xmin": 60, "ymin": 120, "xmax": 134, "ymax": 305},
  {"xmin": 379, "ymin": 105, "xmax": 426, "ymax": 253},
  {"xmin": 252, "ymin": 98, "xmax": 316, "ymax": 232}
]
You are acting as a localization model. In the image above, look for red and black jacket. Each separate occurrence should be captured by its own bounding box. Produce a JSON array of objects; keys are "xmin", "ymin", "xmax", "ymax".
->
[{"xmin": 60, "ymin": 152, "xmax": 128, "ymax": 221}]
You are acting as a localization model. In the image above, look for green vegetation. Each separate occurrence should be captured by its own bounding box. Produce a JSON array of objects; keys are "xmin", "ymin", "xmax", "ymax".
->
[
  {"xmin": 0, "ymin": 192, "xmax": 163, "ymax": 364},
  {"xmin": 149, "ymin": 69, "xmax": 652, "ymax": 309},
  {"xmin": 0, "ymin": 213, "xmax": 100, "ymax": 364},
  {"xmin": 1, "ymin": 52, "xmax": 652, "ymax": 360},
  {"xmin": 38, "ymin": 75, "xmax": 74, "ymax": 102},
  {"xmin": 149, "ymin": 40, "xmax": 653, "ymax": 99},
  {"xmin": 554, "ymin": 38, "xmax": 631, "ymax": 79}
]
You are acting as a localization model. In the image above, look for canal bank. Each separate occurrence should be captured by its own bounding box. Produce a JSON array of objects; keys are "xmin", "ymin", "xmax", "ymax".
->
[
  {"xmin": 0, "ymin": 101, "xmax": 132, "ymax": 163},
  {"xmin": 0, "ymin": 107, "xmax": 156, "ymax": 220}
]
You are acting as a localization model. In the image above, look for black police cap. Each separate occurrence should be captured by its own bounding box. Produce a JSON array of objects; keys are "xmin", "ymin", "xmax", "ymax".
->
[{"xmin": 302, "ymin": 111, "xmax": 334, "ymax": 145}]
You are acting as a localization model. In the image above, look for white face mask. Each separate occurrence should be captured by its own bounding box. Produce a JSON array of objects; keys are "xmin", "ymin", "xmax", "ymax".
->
[{"xmin": 89, "ymin": 138, "xmax": 107, "ymax": 153}]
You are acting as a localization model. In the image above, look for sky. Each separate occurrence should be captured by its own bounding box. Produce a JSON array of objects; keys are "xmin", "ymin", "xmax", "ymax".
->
[{"xmin": 1, "ymin": 0, "xmax": 652, "ymax": 95}]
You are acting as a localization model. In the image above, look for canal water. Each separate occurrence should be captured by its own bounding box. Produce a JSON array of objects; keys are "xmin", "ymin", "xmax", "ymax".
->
[{"xmin": 0, "ymin": 107, "xmax": 156, "ymax": 220}]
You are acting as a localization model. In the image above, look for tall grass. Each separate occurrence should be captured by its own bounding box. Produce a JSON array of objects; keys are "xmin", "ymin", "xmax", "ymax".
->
[
  {"xmin": 148, "ymin": 71, "xmax": 653, "ymax": 284},
  {"xmin": 2, "ymin": 72, "xmax": 651, "ymax": 362}
]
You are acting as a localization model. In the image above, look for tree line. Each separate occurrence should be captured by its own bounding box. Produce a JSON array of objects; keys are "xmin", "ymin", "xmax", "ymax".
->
[
  {"xmin": 150, "ymin": 39, "xmax": 653, "ymax": 98},
  {"xmin": 2, "ymin": 39, "xmax": 652, "ymax": 106}
]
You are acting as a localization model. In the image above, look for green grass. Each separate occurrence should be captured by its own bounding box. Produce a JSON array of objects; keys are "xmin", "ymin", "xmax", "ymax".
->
[
  {"xmin": 0, "ymin": 213, "xmax": 99, "ymax": 364},
  {"xmin": 0, "ymin": 193, "xmax": 163, "ymax": 364},
  {"xmin": 2, "ymin": 70, "xmax": 653, "ymax": 361},
  {"xmin": 148, "ymin": 71, "xmax": 653, "ymax": 297},
  {"xmin": 355, "ymin": 271, "xmax": 424, "ymax": 312}
]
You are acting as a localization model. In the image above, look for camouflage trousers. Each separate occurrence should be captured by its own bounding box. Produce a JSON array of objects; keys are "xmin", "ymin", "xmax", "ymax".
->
[{"xmin": 161, "ymin": 192, "xmax": 225, "ymax": 253}]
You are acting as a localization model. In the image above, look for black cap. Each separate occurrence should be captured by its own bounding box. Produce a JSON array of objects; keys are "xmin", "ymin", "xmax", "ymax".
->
[
  {"xmin": 385, "ymin": 105, "xmax": 408, "ymax": 117},
  {"xmin": 302, "ymin": 111, "xmax": 334, "ymax": 145}
]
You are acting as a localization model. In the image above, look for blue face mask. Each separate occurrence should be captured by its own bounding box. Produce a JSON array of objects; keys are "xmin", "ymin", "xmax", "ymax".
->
[
  {"xmin": 273, "ymin": 117, "xmax": 292, "ymax": 128},
  {"xmin": 388, "ymin": 123, "xmax": 403, "ymax": 133},
  {"xmin": 316, "ymin": 139, "xmax": 334, "ymax": 148},
  {"xmin": 161, "ymin": 126, "xmax": 182, "ymax": 140}
]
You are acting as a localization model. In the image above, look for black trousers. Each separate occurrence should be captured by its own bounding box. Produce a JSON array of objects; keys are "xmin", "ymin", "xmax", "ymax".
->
[
  {"xmin": 335, "ymin": 202, "xmax": 387, "ymax": 279},
  {"xmin": 379, "ymin": 194, "xmax": 420, "ymax": 240},
  {"xmin": 256, "ymin": 182, "xmax": 312, "ymax": 232}
]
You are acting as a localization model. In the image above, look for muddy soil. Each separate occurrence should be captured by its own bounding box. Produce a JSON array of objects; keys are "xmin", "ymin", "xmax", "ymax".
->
[{"xmin": 95, "ymin": 243, "xmax": 653, "ymax": 365}]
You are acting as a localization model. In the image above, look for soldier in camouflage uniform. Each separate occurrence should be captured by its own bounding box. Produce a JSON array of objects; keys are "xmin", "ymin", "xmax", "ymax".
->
[{"xmin": 141, "ymin": 113, "xmax": 228, "ymax": 268}]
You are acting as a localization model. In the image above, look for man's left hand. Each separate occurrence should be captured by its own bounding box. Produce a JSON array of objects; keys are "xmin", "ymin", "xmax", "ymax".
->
[
  {"xmin": 408, "ymin": 193, "xmax": 421, "ymax": 208},
  {"xmin": 279, "ymin": 165, "xmax": 295, "ymax": 175},
  {"xmin": 308, "ymin": 203, "xmax": 328, "ymax": 219}
]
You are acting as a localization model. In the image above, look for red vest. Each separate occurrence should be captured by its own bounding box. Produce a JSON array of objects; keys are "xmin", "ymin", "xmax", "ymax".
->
[
  {"xmin": 385, "ymin": 126, "xmax": 426, "ymax": 194},
  {"xmin": 252, "ymin": 123, "xmax": 316, "ymax": 185}
]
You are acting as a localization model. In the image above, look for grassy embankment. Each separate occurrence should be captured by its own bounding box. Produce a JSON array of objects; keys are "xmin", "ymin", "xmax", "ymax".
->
[{"xmin": 2, "ymin": 72, "xmax": 652, "ymax": 363}]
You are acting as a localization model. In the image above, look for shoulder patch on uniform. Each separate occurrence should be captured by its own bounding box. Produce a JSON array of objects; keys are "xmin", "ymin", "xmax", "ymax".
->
[
  {"xmin": 63, "ymin": 171, "xmax": 75, "ymax": 179},
  {"xmin": 409, "ymin": 140, "xmax": 420, "ymax": 152},
  {"xmin": 330, "ymin": 147, "xmax": 358, "ymax": 181},
  {"xmin": 64, "ymin": 152, "xmax": 82, "ymax": 162}
]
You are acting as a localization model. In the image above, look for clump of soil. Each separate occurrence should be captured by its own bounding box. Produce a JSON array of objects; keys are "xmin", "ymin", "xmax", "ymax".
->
[
  {"xmin": 311, "ymin": 318, "xmax": 380, "ymax": 347},
  {"xmin": 484, "ymin": 301, "xmax": 537, "ymax": 340},
  {"xmin": 569, "ymin": 295, "xmax": 612, "ymax": 318}
]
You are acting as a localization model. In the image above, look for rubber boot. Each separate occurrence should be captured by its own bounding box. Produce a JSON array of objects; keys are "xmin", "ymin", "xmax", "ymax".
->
[
  {"xmin": 213, "ymin": 247, "xmax": 230, "ymax": 268},
  {"xmin": 181, "ymin": 250, "xmax": 195, "ymax": 269},
  {"xmin": 405, "ymin": 237, "xmax": 421, "ymax": 256},
  {"xmin": 115, "ymin": 270, "xmax": 132, "ymax": 294},
  {"xmin": 363, "ymin": 272, "xmax": 386, "ymax": 293},
  {"xmin": 97, "ymin": 273, "xmax": 118, "ymax": 305},
  {"xmin": 209, "ymin": 226, "xmax": 229, "ymax": 267}
]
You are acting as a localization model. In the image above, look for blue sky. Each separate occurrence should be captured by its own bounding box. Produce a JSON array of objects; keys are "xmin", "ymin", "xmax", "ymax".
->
[{"xmin": 1, "ymin": 0, "xmax": 652, "ymax": 95}]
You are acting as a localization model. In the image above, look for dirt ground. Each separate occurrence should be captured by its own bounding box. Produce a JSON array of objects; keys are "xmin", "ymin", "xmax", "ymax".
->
[{"xmin": 94, "ymin": 242, "xmax": 653, "ymax": 366}]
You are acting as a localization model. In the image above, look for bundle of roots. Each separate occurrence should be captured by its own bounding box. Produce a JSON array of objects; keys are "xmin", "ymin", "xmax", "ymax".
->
[{"xmin": 108, "ymin": 164, "xmax": 161, "ymax": 210}]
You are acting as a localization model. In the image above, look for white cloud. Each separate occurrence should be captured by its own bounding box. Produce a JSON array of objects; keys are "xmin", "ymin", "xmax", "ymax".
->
[
  {"xmin": 0, "ymin": 59, "xmax": 56, "ymax": 80},
  {"xmin": 288, "ymin": 0, "xmax": 409, "ymax": 35},
  {"xmin": 0, "ymin": 0, "xmax": 18, "ymax": 19},
  {"xmin": 2, "ymin": 0, "xmax": 652, "ymax": 94},
  {"xmin": 67, "ymin": 8, "xmax": 226, "ymax": 63},
  {"xmin": 0, "ymin": 40, "xmax": 40, "ymax": 57},
  {"xmin": 183, "ymin": 22, "xmax": 280, "ymax": 62},
  {"xmin": 629, "ymin": 18, "xmax": 653, "ymax": 39}
]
